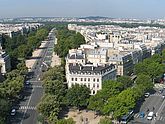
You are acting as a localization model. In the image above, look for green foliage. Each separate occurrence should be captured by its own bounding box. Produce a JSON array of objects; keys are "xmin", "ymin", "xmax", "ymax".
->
[
  {"xmin": 0, "ymin": 98, "xmax": 10, "ymax": 122},
  {"xmin": 42, "ymin": 66, "xmax": 64, "ymax": 81},
  {"xmin": 135, "ymin": 54, "xmax": 164, "ymax": 79},
  {"xmin": 37, "ymin": 94, "xmax": 60, "ymax": 123},
  {"xmin": 117, "ymin": 76, "xmax": 133, "ymax": 89},
  {"xmin": 56, "ymin": 118, "xmax": 75, "ymax": 124},
  {"xmin": 55, "ymin": 29, "xmax": 85, "ymax": 58},
  {"xmin": 66, "ymin": 84, "xmax": 90, "ymax": 109},
  {"xmin": 135, "ymin": 74, "xmax": 154, "ymax": 93},
  {"xmin": 43, "ymin": 80, "xmax": 66, "ymax": 97},
  {"xmin": 162, "ymin": 49, "xmax": 165, "ymax": 63},
  {"xmin": 103, "ymin": 88, "xmax": 136, "ymax": 119},
  {"xmin": 99, "ymin": 117, "xmax": 112, "ymax": 124},
  {"xmin": 88, "ymin": 80, "xmax": 124, "ymax": 113}
]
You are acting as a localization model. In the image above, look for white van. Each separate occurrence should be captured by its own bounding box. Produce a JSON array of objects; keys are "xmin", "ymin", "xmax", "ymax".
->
[{"xmin": 147, "ymin": 112, "xmax": 154, "ymax": 120}]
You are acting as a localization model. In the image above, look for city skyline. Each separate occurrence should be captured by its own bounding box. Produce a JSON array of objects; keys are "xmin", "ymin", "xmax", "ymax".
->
[{"xmin": 0, "ymin": 0, "xmax": 165, "ymax": 19}]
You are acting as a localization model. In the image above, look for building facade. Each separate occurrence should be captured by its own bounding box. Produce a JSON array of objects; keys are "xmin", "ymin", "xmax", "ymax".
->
[{"xmin": 67, "ymin": 63, "xmax": 116, "ymax": 95}]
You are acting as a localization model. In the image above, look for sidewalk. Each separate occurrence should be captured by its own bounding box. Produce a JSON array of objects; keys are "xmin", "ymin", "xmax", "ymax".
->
[
  {"xmin": 25, "ymin": 41, "xmax": 47, "ymax": 71},
  {"xmin": 51, "ymin": 53, "xmax": 61, "ymax": 67},
  {"xmin": 66, "ymin": 110, "xmax": 103, "ymax": 124}
]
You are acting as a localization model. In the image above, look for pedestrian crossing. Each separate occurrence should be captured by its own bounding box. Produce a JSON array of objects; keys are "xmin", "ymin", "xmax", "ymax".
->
[
  {"xmin": 26, "ymin": 80, "xmax": 42, "ymax": 83},
  {"xmin": 150, "ymin": 93, "xmax": 163, "ymax": 97},
  {"xmin": 134, "ymin": 113, "xmax": 165, "ymax": 121},
  {"xmin": 19, "ymin": 106, "xmax": 36, "ymax": 110},
  {"xmin": 24, "ymin": 85, "xmax": 43, "ymax": 88}
]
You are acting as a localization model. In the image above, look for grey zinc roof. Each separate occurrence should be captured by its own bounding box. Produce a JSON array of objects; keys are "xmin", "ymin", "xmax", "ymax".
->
[
  {"xmin": 69, "ymin": 63, "xmax": 115, "ymax": 73},
  {"xmin": 69, "ymin": 54, "xmax": 84, "ymax": 59}
]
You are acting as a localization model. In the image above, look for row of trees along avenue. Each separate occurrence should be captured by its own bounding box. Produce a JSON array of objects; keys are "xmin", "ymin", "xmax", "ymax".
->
[{"xmin": 0, "ymin": 27, "xmax": 49, "ymax": 123}]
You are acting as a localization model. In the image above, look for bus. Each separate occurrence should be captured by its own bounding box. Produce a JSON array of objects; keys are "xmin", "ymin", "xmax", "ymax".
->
[{"xmin": 120, "ymin": 110, "xmax": 134, "ymax": 124}]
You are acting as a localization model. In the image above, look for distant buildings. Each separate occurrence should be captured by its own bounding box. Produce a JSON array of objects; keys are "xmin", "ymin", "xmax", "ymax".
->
[{"xmin": 0, "ymin": 23, "xmax": 43, "ymax": 37}]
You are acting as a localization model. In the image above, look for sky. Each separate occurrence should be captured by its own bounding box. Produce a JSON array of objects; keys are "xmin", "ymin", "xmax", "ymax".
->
[{"xmin": 0, "ymin": 0, "xmax": 165, "ymax": 19}]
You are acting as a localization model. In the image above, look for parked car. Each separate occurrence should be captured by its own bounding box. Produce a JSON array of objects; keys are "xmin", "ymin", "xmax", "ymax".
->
[
  {"xmin": 159, "ymin": 89, "xmax": 163, "ymax": 94},
  {"xmin": 25, "ymin": 81, "xmax": 30, "ymax": 85},
  {"xmin": 139, "ymin": 112, "xmax": 145, "ymax": 118},
  {"xmin": 10, "ymin": 109, "xmax": 16, "ymax": 116},
  {"xmin": 162, "ymin": 95, "xmax": 165, "ymax": 99},
  {"xmin": 147, "ymin": 112, "xmax": 154, "ymax": 120},
  {"xmin": 145, "ymin": 93, "xmax": 150, "ymax": 98}
]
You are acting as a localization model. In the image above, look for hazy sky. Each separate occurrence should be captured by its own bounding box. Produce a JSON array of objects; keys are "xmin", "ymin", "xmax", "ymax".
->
[{"xmin": 0, "ymin": 0, "xmax": 165, "ymax": 19}]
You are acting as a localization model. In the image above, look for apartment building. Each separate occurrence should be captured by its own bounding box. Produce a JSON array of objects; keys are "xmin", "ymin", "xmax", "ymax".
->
[
  {"xmin": 67, "ymin": 63, "xmax": 116, "ymax": 95},
  {"xmin": 0, "ymin": 51, "xmax": 11, "ymax": 74},
  {"xmin": 108, "ymin": 51, "xmax": 133, "ymax": 76}
]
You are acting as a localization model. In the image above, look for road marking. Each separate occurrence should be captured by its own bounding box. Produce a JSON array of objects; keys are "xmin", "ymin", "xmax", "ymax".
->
[
  {"xmin": 25, "ymin": 85, "xmax": 42, "ymax": 88},
  {"xmin": 19, "ymin": 106, "xmax": 36, "ymax": 110},
  {"xmin": 20, "ymin": 88, "xmax": 34, "ymax": 124},
  {"xmin": 150, "ymin": 93, "xmax": 163, "ymax": 97},
  {"xmin": 26, "ymin": 80, "xmax": 42, "ymax": 83}
]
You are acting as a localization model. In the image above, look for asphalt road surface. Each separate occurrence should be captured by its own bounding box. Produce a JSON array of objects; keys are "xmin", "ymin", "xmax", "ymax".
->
[
  {"xmin": 9, "ymin": 28, "xmax": 56, "ymax": 124},
  {"xmin": 130, "ymin": 87, "xmax": 165, "ymax": 124}
]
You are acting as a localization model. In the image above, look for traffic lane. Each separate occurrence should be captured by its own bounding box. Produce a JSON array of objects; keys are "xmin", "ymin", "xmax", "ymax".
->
[
  {"xmin": 140, "ymin": 96, "xmax": 162, "ymax": 114},
  {"xmin": 132, "ymin": 95, "xmax": 163, "ymax": 124},
  {"xmin": 160, "ymin": 105, "xmax": 165, "ymax": 117},
  {"xmin": 21, "ymin": 110, "xmax": 37, "ymax": 124},
  {"xmin": 28, "ymin": 87, "xmax": 43, "ymax": 107},
  {"xmin": 19, "ymin": 88, "xmax": 33, "ymax": 107},
  {"xmin": 10, "ymin": 109, "xmax": 24, "ymax": 124},
  {"xmin": 156, "ymin": 120, "xmax": 165, "ymax": 124}
]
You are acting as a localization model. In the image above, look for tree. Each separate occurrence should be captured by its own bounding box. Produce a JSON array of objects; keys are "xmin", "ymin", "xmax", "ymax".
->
[
  {"xmin": 88, "ymin": 92, "xmax": 105, "ymax": 113},
  {"xmin": 66, "ymin": 84, "xmax": 90, "ymax": 109},
  {"xmin": 0, "ymin": 98, "xmax": 10, "ymax": 122},
  {"xmin": 103, "ymin": 88, "xmax": 136, "ymax": 120},
  {"xmin": 146, "ymin": 62, "xmax": 164, "ymax": 80},
  {"xmin": 43, "ymin": 80, "xmax": 66, "ymax": 97},
  {"xmin": 134, "ymin": 62, "xmax": 148, "ymax": 75},
  {"xmin": 42, "ymin": 66, "xmax": 64, "ymax": 82},
  {"xmin": 99, "ymin": 117, "xmax": 112, "ymax": 124},
  {"xmin": 37, "ymin": 94, "xmax": 60, "ymax": 123},
  {"xmin": 117, "ymin": 76, "xmax": 133, "ymax": 89},
  {"xmin": 56, "ymin": 118, "xmax": 75, "ymax": 124},
  {"xmin": 135, "ymin": 74, "xmax": 154, "ymax": 93},
  {"xmin": 88, "ymin": 80, "xmax": 124, "ymax": 113},
  {"xmin": 162, "ymin": 49, "xmax": 165, "ymax": 63}
]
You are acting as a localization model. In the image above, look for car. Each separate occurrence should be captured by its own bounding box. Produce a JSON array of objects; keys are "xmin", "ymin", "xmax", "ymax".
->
[
  {"xmin": 25, "ymin": 81, "xmax": 30, "ymax": 85},
  {"xmin": 10, "ymin": 109, "xmax": 16, "ymax": 116},
  {"xmin": 139, "ymin": 112, "xmax": 145, "ymax": 118},
  {"xmin": 145, "ymin": 93, "xmax": 150, "ymax": 97},
  {"xmin": 162, "ymin": 95, "xmax": 165, "ymax": 99},
  {"xmin": 18, "ymin": 94, "xmax": 24, "ymax": 100},
  {"xmin": 147, "ymin": 112, "xmax": 154, "ymax": 120},
  {"xmin": 159, "ymin": 89, "xmax": 163, "ymax": 94}
]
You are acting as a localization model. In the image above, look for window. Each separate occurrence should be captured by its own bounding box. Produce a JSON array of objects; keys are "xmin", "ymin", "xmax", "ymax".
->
[
  {"xmin": 97, "ymin": 84, "xmax": 99, "ymax": 88},
  {"xmin": 75, "ymin": 78, "xmax": 77, "ymax": 81},
  {"xmin": 88, "ymin": 78, "xmax": 90, "ymax": 81},
  {"xmin": 97, "ymin": 78, "xmax": 99, "ymax": 82},
  {"xmin": 93, "ymin": 78, "xmax": 95, "ymax": 82},
  {"xmin": 81, "ymin": 78, "xmax": 83, "ymax": 81},
  {"xmin": 88, "ymin": 83, "xmax": 90, "ymax": 88},
  {"xmin": 71, "ymin": 78, "xmax": 74, "ymax": 81},
  {"xmin": 93, "ymin": 83, "xmax": 95, "ymax": 88},
  {"xmin": 93, "ymin": 90, "xmax": 95, "ymax": 95}
]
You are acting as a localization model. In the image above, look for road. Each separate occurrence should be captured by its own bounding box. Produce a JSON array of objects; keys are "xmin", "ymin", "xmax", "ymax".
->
[
  {"xmin": 9, "ymin": 28, "xmax": 56, "ymax": 124},
  {"xmin": 130, "ymin": 86, "xmax": 165, "ymax": 124}
]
